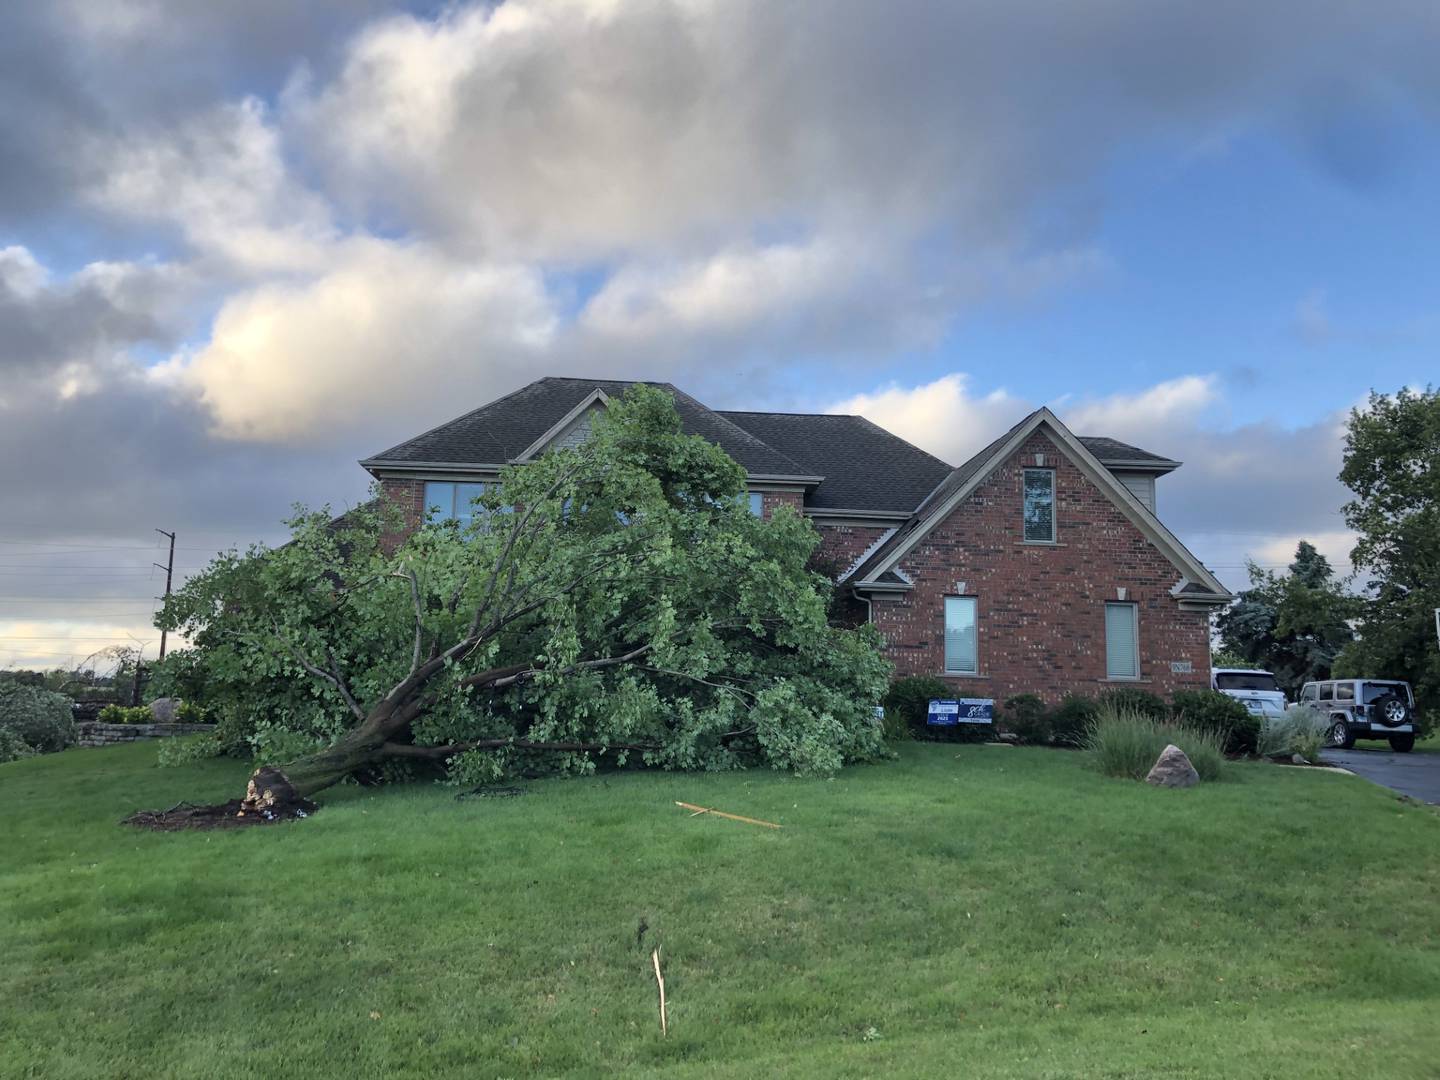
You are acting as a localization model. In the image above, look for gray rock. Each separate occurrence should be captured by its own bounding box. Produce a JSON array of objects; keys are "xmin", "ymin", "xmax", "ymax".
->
[
  {"xmin": 1145, "ymin": 743, "xmax": 1200, "ymax": 788},
  {"xmin": 149, "ymin": 697, "xmax": 181, "ymax": 723}
]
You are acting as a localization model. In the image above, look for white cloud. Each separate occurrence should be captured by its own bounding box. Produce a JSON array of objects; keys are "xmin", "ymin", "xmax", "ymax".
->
[
  {"xmin": 85, "ymin": 98, "xmax": 336, "ymax": 274},
  {"xmin": 828, "ymin": 374, "xmax": 1024, "ymax": 464},
  {"xmin": 160, "ymin": 240, "xmax": 560, "ymax": 442},
  {"xmin": 1061, "ymin": 375, "xmax": 1221, "ymax": 442}
]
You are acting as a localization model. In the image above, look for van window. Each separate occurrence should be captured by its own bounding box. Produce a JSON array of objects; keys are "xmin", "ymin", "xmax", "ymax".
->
[{"xmin": 1214, "ymin": 672, "xmax": 1280, "ymax": 692}]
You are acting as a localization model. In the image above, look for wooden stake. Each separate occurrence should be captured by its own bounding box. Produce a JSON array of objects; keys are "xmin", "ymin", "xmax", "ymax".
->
[
  {"xmin": 675, "ymin": 801, "xmax": 781, "ymax": 829},
  {"xmin": 651, "ymin": 947, "xmax": 667, "ymax": 1036}
]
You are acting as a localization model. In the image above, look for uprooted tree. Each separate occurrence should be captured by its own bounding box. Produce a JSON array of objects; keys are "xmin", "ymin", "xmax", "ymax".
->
[{"xmin": 155, "ymin": 386, "xmax": 891, "ymax": 814}]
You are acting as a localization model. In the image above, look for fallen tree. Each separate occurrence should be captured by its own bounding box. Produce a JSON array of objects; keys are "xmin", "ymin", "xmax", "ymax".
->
[{"xmin": 156, "ymin": 387, "xmax": 890, "ymax": 814}]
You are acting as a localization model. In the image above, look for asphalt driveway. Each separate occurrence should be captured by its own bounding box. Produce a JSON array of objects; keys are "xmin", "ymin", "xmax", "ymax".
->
[{"xmin": 1320, "ymin": 745, "xmax": 1440, "ymax": 804}]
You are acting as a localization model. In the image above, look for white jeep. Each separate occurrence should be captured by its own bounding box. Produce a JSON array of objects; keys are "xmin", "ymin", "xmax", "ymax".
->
[
  {"xmin": 1295, "ymin": 679, "xmax": 1418, "ymax": 753},
  {"xmin": 1211, "ymin": 668, "xmax": 1288, "ymax": 717}
]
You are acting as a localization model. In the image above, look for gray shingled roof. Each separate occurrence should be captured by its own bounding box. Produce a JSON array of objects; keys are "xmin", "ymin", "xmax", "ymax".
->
[
  {"xmin": 716, "ymin": 411, "xmax": 951, "ymax": 512},
  {"xmin": 363, "ymin": 377, "xmax": 1184, "ymax": 524},
  {"xmin": 1077, "ymin": 436, "xmax": 1180, "ymax": 468},
  {"xmin": 364, "ymin": 377, "xmax": 808, "ymax": 476}
]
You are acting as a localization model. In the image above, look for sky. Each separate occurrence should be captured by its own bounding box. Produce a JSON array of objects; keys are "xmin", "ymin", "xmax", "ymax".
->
[{"xmin": 2, "ymin": 0, "xmax": 1437, "ymax": 670}]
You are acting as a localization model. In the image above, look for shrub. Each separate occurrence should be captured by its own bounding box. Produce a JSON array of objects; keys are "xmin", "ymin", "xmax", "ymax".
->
[
  {"xmin": 1083, "ymin": 703, "xmax": 1225, "ymax": 782},
  {"xmin": 882, "ymin": 676, "xmax": 992, "ymax": 743},
  {"xmin": 0, "ymin": 683, "xmax": 76, "ymax": 752},
  {"xmin": 878, "ymin": 707, "xmax": 910, "ymax": 743},
  {"xmin": 176, "ymin": 701, "xmax": 214, "ymax": 724},
  {"xmin": 1257, "ymin": 706, "xmax": 1328, "ymax": 763},
  {"xmin": 98, "ymin": 704, "xmax": 155, "ymax": 725},
  {"xmin": 1099, "ymin": 686, "xmax": 1169, "ymax": 717},
  {"xmin": 1050, "ymin": 694, "xmax": 1101, "ymax": 746},
  {"xmin": 1000, "ymin": 693, "xmax": 1051, "ymax": 744},
  {"xmin": 0, "ymin": 725, "xmax": 34, "ymax": 763},
  {"xmin": 1170, "ymin": 689, "xmax": 1261, "ymax": 755}
]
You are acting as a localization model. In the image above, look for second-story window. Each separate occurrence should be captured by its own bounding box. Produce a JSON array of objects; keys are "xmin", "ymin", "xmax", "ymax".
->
[
  {"xmin": 424, "ymin": 481, "xmax": 491, "ymax": 526},
  {"xmin": 1022, "ymin": 468, "xmax": 1056, "ymax": 542},
  {"xmin": 748, "ymin": 492, "xmax": 764, "ymax": 517}
]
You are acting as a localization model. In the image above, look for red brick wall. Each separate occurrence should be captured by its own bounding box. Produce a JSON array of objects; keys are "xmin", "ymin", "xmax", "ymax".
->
[
  {"xmin": 813, "ymin": 521, "xmax": 894, "ymax": 572},
  {"xmin": 377, "ymin": 478, "xmax": 425, "ymax": 553},
  {"xmin": 756, "ymin": 490, "xmax": 805, "ymax": 520},
  {"xmin": 870, "ymin": 431, "xmax": 1211, "ymax": 703}
]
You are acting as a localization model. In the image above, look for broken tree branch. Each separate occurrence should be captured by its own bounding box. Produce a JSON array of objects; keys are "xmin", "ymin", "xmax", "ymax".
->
[
  {"xmin": 674, "ymin": 801, "xmax": 781, "ymax": 829},
  {"xmin": 651, "ymin": 947, "xmax": 667, "ymax": 1037}
]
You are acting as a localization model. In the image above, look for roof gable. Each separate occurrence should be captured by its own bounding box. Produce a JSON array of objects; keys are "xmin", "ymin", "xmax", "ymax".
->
[{"xmin": 852, "ymin": 408, "xmax": 1229, "ymax": 599}]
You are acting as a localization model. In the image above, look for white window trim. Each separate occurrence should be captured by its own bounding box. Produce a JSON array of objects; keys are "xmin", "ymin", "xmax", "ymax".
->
[
  {"xmin": 943, "ymin": 595, "xmax": 979, "ymax": 676},
  {"xmin": 1104, "ymin": 601, "xmax": 1140, "ymax": 681},
  {"xmin": 1022, "ymin": 467, "xmax": 1057, "ymax": 544}
]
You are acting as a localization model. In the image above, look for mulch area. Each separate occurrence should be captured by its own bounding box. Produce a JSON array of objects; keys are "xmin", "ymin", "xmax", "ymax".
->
[{"xmin": 122, "ymin": 798, "xmax": 318, "ymax": 832}]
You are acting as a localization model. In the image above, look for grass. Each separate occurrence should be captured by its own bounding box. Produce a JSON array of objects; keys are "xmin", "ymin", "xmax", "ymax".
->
[
  {"xmin": 1082, "ymin": 706, "xmax": 1226, "ymax": 780},
  {"xmin": 2, "ymin": 741, "xmax": 1439, "ymax": 1078}
]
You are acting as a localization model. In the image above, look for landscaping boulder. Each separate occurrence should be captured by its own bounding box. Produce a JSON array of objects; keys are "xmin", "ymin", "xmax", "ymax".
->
[
  {"xmin": 149, "ymin": 697, "xmax": 181, "ymax": 723},
  {"xmin": 1145, "ymin": 744, "xmax": 1200, "ymax": 788}
]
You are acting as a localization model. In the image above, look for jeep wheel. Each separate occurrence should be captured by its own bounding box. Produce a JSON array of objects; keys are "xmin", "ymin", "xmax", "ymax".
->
[
  {"xmin": 1328, "ymin": 719, "xmax": 1354, "ymax": 750},
  {"xmin": 1373, "ymin": 694, "xmax": 1410, "ymax": 727},
  {"xmin": 1389, "ymin": 733, "xmax": 1415, "ymax": 753}
]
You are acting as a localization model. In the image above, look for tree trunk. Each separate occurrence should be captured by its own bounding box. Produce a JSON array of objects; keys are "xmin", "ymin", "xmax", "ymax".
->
[{"xmin": 241, "ymin": 702, "xmax": 405, "ymax": 810}]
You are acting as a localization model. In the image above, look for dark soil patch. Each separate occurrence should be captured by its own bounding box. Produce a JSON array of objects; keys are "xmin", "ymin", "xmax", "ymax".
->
[{"xmin": 122, "ymin": 798, "xmax": 318, "ymax": 831}]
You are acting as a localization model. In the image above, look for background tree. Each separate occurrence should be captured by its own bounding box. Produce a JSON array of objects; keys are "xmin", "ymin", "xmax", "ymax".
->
[
  {"xmin": 1214, "ymin": 541, "xmax": 1358, "ymax": 695},
  {"xmin": 157, "ymin": 387, "xmax": 891, "ymax": 812},
  {"xmin": 1334, "ymin": 387, "xmax": 1440, "ymax": 725}
]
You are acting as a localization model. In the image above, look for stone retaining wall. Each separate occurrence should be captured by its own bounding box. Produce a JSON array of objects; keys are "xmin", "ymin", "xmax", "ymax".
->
[{"xmin": 76, "ymin": 722, "xmax": 214, "ymax": 748}]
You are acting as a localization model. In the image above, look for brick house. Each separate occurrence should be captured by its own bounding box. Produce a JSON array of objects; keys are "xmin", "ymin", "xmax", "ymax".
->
[{"xmin": 361, "ymin": 377, "xmax": 1231, "ymax": 703}]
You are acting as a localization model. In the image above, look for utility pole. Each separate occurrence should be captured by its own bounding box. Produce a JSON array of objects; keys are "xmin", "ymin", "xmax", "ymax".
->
[{"xmin": 155, "ymin": 529, "xmax": 176, "ymax": 661}]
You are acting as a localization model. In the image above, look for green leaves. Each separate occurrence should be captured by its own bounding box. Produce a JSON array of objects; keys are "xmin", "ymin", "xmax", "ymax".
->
[{"xmin": 162, "ymin": 385, "xmax": 891, "ymax": 785}]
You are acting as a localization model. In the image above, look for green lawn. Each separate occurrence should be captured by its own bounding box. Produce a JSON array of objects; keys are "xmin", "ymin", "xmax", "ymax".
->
[{"xmin": 3, "ymin": 741, "xmax": 1438, "ymax": 1078}]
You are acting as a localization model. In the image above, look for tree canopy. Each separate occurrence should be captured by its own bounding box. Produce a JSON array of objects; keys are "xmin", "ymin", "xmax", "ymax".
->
[
  {"xmin": 157, "ymin": 386, "xmax": 890, "ymax": 808},
  {"xmin": 1214, "ymin": 541, "xmax": 1358, "ymax": 695},
  {"xmin": 1334, "ymin": 387, "xmax": 1440, "ymax": 723}
]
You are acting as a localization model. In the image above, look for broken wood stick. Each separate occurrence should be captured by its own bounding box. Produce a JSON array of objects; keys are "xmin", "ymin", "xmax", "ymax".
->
[
  {"xmin": 675, "ymin": 801, "xmax": 781, "ymax": 829},
  {"xmin": 651, "ymin": 947, "xmax": 668, "ymax": 1037}
]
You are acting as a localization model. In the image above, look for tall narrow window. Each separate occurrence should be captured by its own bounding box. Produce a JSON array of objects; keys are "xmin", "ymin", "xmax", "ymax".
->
[
  {"xmin": 1023, "ymin": 468, "xmax": 1056, "ymax": 542},
  {"xmin": 1104, "ymin": 602, "xmax": 1139, "ymax": 680},
  {"xmin": 748, "ymin": 492, "xmax": 764, "ymax": 517},
  {"xmin": 944, "ymin": 596, "xmax": 978, "ymax": 675}
]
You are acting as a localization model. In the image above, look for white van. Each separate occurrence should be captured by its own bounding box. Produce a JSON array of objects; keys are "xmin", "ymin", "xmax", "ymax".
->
[{"xmin": 1211, "ymin": 668, "xmax": 1288, "ymax": 717}]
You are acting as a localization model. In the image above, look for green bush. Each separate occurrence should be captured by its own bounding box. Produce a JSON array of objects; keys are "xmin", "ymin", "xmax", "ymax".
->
[
  {"xmin": 0, "ymin": 683, "xmax": 76, "ymax": 752},
  {"xmin": 878, "ymin": 707, "xmax": 910, "ymax": 743},
  {"xmin": 1170, "ymin": 689, "xmax": 1261, "ymax": 755},
  {"xmin": 881, "ymin": 676, "xmax": 991, "ymax": 743},
  {"xmin": 176, "ymin": 701, "xmax": 214, "ymax": 724},
  {"xmin": 1099, "ymin": 686, "xmax": 1169, "ymax": 717},
  {"xmin": 98, "ymin": 704, "xmax": 155, "ymax": 725},
  {"xmin": 1257, "ymin": 706, "xmax": 1328, "ymax": 763},
  {"xmin": 1000, "ymin": 693, "xmax": 1051, "ymax": 744},
  {"xmin": 1083, "ymin": 703, "xmax": 1225, "ymax": 782},
  {"xmin": 1050, "ymin": 694, "xmax": 1100, "ymax": 746},
  {"xmin": 0, "ymin": 725, "xmax": 34, "ymax": 763}
]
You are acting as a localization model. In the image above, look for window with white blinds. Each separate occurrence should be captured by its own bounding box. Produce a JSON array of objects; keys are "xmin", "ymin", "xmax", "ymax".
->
[
  {"xmin": 944, "ymin": 596, "xmax": 978, "ymax": 674},
  {"xmin": 1104, "ymin": 602, "xmax": 1139, "ymax": 679}
]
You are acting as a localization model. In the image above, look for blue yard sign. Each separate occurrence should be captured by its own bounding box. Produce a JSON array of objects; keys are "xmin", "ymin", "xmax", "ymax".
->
[{"xmin": 927, "ymin": 698, "xmax": 994, "ymax": 726}]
